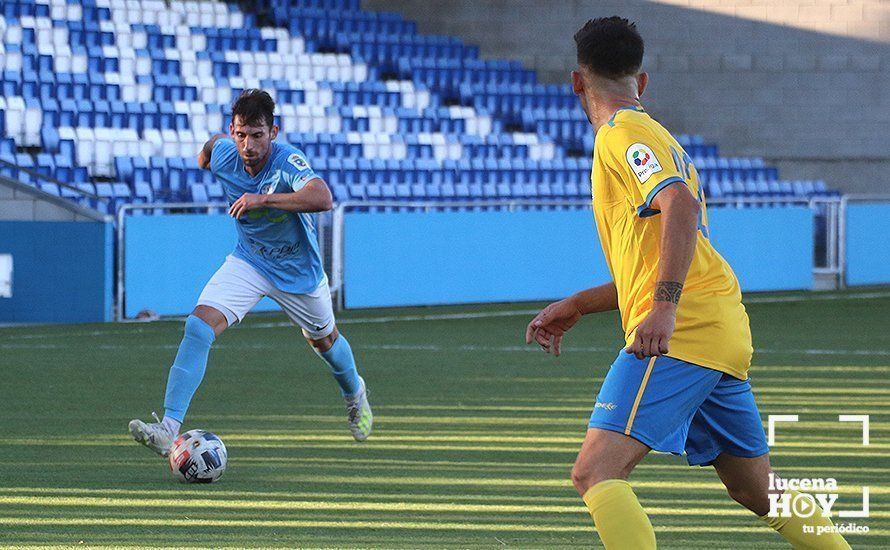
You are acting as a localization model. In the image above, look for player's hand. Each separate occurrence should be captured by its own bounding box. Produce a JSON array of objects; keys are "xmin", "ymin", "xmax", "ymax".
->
[
  {"xmin": 525, "ymin": 298, "xmax": 583, "ymax": 356},
  {"xmin": 625, "ymin": 303, "xmax": 676, "ymax": 359},
  {"xmin": 229, "ymin": 193, "xmax": 267, "ymax": 219}
]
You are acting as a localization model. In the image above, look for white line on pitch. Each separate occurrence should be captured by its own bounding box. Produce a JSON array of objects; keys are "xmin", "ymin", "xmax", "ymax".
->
[
  {"xmin": 1, "ymin": 289, "xmax": 887, "ymax": 340},
  {"xmin": 1, "ymin": 342, "xmax": 888, "ymax": 357}
]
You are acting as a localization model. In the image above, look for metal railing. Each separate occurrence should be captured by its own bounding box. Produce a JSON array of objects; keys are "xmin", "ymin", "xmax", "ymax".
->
[
  {"xmin": 113, "ymin": 194, "xmax": 888, "ymax": 320},
  {"xmin": 0, "ymin": 157, "xmax": 107, "ymax": 203}
]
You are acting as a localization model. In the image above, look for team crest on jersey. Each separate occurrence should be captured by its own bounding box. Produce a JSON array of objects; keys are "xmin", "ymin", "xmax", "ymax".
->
[
  {"xmin": 260, "ymin": 173, "xmax": 280, "ymax": 194},
  {"xmin": 287, "ymin": 152, "xmax": 309, "ymax": 171},
  {"xmin": 626, "ymin": 143, "xmax": 662, "ymax": 183}
]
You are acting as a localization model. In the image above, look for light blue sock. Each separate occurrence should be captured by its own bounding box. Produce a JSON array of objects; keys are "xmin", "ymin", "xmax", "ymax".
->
[
  {"xmin": 317, "ymin": 336, "xmax": 362, "ymax": 397},
  {"xmin": 163, "ymin": 315, "xmax": 216, "ymax": 422}
]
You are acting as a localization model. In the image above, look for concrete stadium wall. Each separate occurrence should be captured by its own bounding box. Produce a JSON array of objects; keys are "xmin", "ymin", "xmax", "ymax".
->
[
  {"xmin": 363, "ymin": 0, "xmax": 890, "ymax": 194},
  {"xmin": 343, "ymin": 207, "xmax": 813, "ymax": 308},
  {"xmin": 0, "ymin": 177, "xmax": 107, "ymax": 221}
]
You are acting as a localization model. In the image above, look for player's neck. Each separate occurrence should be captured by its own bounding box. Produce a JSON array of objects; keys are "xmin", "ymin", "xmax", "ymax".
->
[{"xmin": 592, "ymin": 97, "xmax": 642, "ymax": 132}]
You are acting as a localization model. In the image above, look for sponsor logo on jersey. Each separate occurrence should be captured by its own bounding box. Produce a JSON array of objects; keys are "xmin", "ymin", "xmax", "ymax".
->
[
  {"xmin": 626, "ymin": 143, "xmax": 663, "ymax": 183},
  {"xmin": 249, "ymin": 240, "xmax": 301, "ymax": 259}
]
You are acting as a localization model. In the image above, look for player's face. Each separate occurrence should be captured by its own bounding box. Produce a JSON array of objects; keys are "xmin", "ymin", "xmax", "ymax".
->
[{"xmin": 230, "ymin": 117, "xmax": 279, "ymax": 169}]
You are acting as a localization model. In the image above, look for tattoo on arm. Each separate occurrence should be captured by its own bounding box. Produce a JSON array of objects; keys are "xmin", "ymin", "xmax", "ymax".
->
[{"xmin": 654, "ymin": 281, "xmax": 683, "ymax": 305}]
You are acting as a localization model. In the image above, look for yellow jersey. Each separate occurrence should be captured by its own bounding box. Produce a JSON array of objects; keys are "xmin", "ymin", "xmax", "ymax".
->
[{"xmin": 591, "ymin": 106, "xmax": 752, "ymax": 380}]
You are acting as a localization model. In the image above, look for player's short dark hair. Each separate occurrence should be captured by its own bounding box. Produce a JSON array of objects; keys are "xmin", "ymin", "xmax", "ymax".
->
[
  {"xmin": 574, "ymin": 17, "xmax": 644, "ymax": 79},
  {"xmin": 231, "ymin": 89, "xmax": 275, "ymax": 128}
]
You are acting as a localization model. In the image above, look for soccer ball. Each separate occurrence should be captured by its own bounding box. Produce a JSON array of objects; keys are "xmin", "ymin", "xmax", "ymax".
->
[{"xmin": 168, "ymin": 429, "xmax": 228, "ymax": 483}]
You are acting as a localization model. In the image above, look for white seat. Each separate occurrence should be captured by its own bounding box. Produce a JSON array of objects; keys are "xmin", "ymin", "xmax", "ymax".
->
[
  {"xmin": 131, "ymin": 31, "xmax": 147, "ymax": 49},
  {"xmin": 200, "ymin": 87, "xmax": 218, "ymax": 105},
  {"xmin": 447, "ymin": 142, "xmax": 462, "ymax": 160},
  {"xmin": 392, "ymin": 142, "xmax": 407, "ymax": 160},
  {"xmin": 191, "ymin": 112, "xmax": 207, "ymax": 133},
  {"xmin": 136, "ymin": 142, "xmax": 152, "ymax": 159},
  {"xmin": 135, "ymin": 55, "xmax": 151, "ymax": 75},
  {"xmin": 76, "ymin": 141, "xmax": 94, "ymax": 169},
  {"xmin": 4, "ymin": 107, "xmax": 24, "ymax": 144},
  {"xmin": 94, "ymin": 140, "xmax": 113, "ymax": 177},
  {"xmin": 383, "ymin": 115, "xmax": 398, "ymax": 134},
  {"xmin": 70, "ymin": 53, "xmax": 87, "ymax": 73},
  {"xmin": 65, "ymin": 4, "xmax": 82, "ymax": 21},
  {"xmin": 120, "ymin": 84, "xmax": 137, "ymax": 102},
  {"xmin": 136, "ymin": 83, "xmax": 152, "ymax": 102},
  {"xmin": 53, "ymin": 54, "xmax": 72, "ymax": 73},
  {"xmin": 4, "ymin": 50, "xmax": 22, "ymax": 72}
]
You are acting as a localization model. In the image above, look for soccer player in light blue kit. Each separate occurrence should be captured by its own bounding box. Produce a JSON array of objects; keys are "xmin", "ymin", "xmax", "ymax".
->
[{"xmin": 129, "ymin": 90, "xmax": 372, "ymax": 456}]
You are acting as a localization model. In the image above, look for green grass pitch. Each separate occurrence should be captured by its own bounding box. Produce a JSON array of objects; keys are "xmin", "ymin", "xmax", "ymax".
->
[{"xmin": 1, "ymin": 290, "xmax": 888, "ymax": 548}]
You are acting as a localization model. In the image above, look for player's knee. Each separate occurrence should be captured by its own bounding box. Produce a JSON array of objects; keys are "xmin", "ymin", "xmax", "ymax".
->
[
  {"xmin": 571, "ymin": 465, "xmax": 626, "ymax": 496},
  {"xmin": 190, "ymin": 305, "xmax": 228, "ymax": 336},
  {"xmin": 308, "ymin": 333, "xmax": 336, "ymax": 353},
  {"xmin": 570, "ymin": 463, "xmax": 593, "ymax": 494},
  {"xmin": 571, "ymin": 455, "xmax": 632, "ymax": 495},
  {"xmin": 724, "ymin": 483, "xmax": 767, "ymax": 514},
  {"xmin": 307, "ymin": 325, "xmax": 339, "ymax": 353}
]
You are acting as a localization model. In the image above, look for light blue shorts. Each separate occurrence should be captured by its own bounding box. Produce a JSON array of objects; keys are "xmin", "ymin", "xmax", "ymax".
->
[{"xmin": 588, "ymin": 352, "xmax": 769, "ymax": 466}]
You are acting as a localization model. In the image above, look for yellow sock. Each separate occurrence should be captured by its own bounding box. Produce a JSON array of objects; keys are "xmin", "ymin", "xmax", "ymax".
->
[
  {"xmin": 582, "ymin": 479, "xmax": 656, "ymax": 549},
  {"xmin": 760, "ymin": 490, "xmax": 851, "ymax": 549}
]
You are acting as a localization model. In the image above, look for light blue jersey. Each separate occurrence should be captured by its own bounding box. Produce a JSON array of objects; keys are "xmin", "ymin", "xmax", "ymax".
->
[{"xmin": 210, "ymin": 138, "xmax": 324, "ymax": 294}]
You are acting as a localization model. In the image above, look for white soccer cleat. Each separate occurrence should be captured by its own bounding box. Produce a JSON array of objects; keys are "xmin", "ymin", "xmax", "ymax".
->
[
  {"xmin": 128, "ymin": 412, "xmax": 176, "ymax": 457},
  {"xmin": 345, "ymin": 377, "xmax": 373, "ymax": 442}
]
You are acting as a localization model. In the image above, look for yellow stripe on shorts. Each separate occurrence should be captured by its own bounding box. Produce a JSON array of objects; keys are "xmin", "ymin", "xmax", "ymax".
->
[{"xmin": 625, "ymin": 356, "xmax": 657, "ymax": 435}]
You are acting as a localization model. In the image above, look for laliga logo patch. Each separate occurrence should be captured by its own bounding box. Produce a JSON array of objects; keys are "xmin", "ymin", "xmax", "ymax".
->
[
  {"xmin": 626, "ymin": 143, "xmax": 662, "ymax": 183},
  {"xmin": 288, "ymin": 153, "xmax": 309, "ymax": 170}
]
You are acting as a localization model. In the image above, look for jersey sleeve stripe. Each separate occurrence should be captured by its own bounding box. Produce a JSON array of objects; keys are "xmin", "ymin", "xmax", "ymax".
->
[{"xmin": 636, "ymin": 176, "xmax": 687, "ymax": 218}]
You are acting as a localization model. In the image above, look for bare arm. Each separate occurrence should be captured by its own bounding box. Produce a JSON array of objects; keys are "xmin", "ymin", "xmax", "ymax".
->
[
  {"xmin": 651, "ymin": 183, "xmax": 699, "ymax": 296},
  {"xmin": 566, "ymin": 281, "xmax": 619, "ymax": 315},
  {"xmin": 625, "ymin": 182, "xmax": 700, "ymax": 358},
  {"xmin": 197, "ymin": 134, "xmax": 229, "ymax": 170},
  {"xmin": 257, "ymin": 178, "xmax": 333, "ymax": 213},
  {"xmin": 228, "ymin": 178, "xmax": 333, "ymax": 219},
  {"xmin": 525, "ymin": 281, "xmax": 618, "ymax": 356}
]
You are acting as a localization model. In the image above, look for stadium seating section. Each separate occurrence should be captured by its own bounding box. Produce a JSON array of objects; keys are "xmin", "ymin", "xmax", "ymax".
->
[{"xmin": 0, "ymin": 0, "xmax": 837, "ymax": 215}]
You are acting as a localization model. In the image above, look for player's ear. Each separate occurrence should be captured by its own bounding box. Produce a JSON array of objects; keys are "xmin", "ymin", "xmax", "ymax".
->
[
  {"xmin": 571, "ymin": 70, "xmax": 584, "ymax": 96},
  {"xmin": 270, "ymin": 125, "xmax": 279, "ymax": 141},
  {"xmin": 228, "ymin": 122, "xmax": 235, "ymax": 136},
  {"xmin": 637, "ymin": 72, "xmax": 649, "ymax": 98}
]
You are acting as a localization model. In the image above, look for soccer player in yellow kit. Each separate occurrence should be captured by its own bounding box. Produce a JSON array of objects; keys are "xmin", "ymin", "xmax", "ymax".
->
[{"xmin": 526, "ymin": 17, "xmax": 850, "ymax": 549}]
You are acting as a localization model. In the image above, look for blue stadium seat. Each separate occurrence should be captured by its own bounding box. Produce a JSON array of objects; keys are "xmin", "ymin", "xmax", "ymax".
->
[{"xmin": 1, "ymin": 0, "xmax": 832, "ymax": 213}]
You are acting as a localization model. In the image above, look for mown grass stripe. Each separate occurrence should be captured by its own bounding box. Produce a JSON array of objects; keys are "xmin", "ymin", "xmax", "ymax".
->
[
  {"xmin": 4, "ymin": 516, "xmax": 883, "ymax": 536},
  {"xmin": 4, "ymin": 495, "xmax": 889, "ymax": 519}
]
